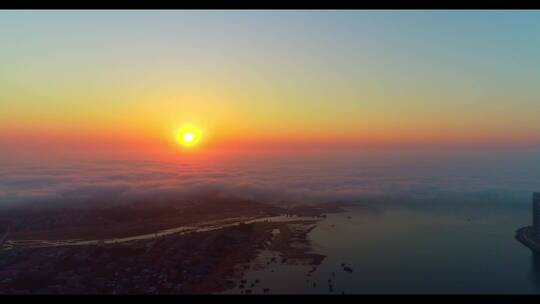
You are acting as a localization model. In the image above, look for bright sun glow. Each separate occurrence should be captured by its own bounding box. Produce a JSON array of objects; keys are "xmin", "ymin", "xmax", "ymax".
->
[
  {"xmin": 183, "ymin": 133, "xmax": 194, "ymax": 142},
  {"xmin": 176, "ymin": 125, "xmax": 202, "ymax": 148}
]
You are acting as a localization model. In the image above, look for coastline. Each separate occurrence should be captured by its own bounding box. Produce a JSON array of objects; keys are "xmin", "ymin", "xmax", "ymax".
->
[{"xmin": 516, "ymin": 226, "xmax": 540, "ymax": 253}]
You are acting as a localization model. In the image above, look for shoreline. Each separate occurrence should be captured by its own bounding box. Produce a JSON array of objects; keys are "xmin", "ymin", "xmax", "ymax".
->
[{"xmin": 516, "ymin": 226, "xmax": 540, "ymax": 253}]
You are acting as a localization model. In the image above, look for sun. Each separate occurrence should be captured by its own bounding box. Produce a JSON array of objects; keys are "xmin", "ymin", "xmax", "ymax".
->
[
  {"xmin": 183, "ymin": 133, "xmax": 195, "ymax": 143},
  {"xmin": 176, "ymin": 125, "xmax": 201, "ymax": 148}
]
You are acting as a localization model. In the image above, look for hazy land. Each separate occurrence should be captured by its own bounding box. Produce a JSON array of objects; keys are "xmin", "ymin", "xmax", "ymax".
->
[{"xmin": 0, "ymin": 195, "xmax": 345, "ymax": 294}]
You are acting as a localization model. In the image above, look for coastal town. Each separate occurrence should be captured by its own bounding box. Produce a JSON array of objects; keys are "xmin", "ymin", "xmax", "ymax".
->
[{"xmin": 0, "ymin": 196, "xmax": 343, "ymax": 294}]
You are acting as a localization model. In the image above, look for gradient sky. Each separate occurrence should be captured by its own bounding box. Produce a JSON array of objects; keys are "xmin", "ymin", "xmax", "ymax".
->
[{"xmin": 1, "ymin": 10, "xmax": 540, "ymax": 152}]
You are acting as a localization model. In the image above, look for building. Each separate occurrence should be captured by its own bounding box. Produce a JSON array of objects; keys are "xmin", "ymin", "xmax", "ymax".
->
[{"xmin": 534, "ymin": 192, "xmax": 540, "ymax": 238}]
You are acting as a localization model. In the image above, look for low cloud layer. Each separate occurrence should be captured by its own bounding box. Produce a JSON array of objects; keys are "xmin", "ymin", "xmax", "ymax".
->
[{"xmin": 1, "ymin": 151, "xmax": 539, "ymax": 209}]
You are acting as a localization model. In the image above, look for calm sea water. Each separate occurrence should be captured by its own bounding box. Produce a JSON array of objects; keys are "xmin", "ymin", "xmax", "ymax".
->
[
  {"xmin": 1, "ymin": 148, "xmax": 540, "ymax": 293},
  {"xmin": 229, "ymin": 200, "xmax": 540, "ymax": 294}
]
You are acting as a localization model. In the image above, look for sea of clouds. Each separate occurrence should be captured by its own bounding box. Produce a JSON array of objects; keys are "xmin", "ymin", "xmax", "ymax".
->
[{"xmin": 1, "ymin": 150, "xmax": 539, "ymax": 209}]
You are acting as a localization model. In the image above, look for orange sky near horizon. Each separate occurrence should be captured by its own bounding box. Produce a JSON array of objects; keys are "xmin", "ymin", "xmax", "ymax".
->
[{"xmin": 2, "ymin": 11, "xmax": 540, "ymax": 154}]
